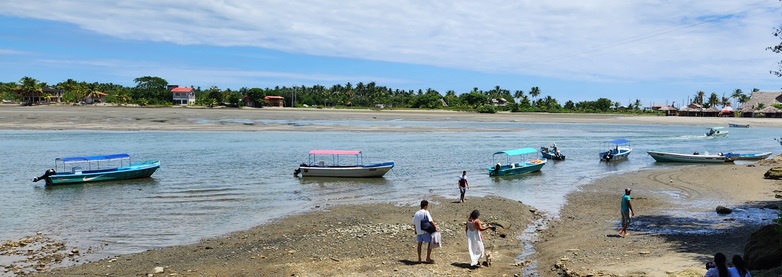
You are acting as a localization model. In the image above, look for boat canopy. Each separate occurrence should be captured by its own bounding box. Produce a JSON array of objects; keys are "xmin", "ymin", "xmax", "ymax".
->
[
  {"xmin": 709, "ymin": 127, "xmax": 724, "ymax": 130},
  {"xmin": 493, "ymin": 147, "xmax": 537, "ymax": 156},
  {"xmin": 309, "ymin": 150, "xmax": 361, "ymax": 155},
  {"xmin": 606, "ymin": 139, "xmax": 629, "ymax": 144},
  {"xmin": 56, "ymin": 153, "xmax": 130, "ymax": 163}
]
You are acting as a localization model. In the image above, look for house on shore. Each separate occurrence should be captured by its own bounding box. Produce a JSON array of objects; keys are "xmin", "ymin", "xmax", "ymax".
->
[
  {"xmin": 169, "ymin": 85, "xmax": 195, "ymax": 105},
  {"xmin": 16, "ymin": 87, "xmax": 64, "ymax": 104},
  {"xmin": 264, "ymin": 95, "xmax": 284, "ymax": 107},
  {"xmin": 738, "ymin": 91, "xmax": 782, "ymax": 118}
]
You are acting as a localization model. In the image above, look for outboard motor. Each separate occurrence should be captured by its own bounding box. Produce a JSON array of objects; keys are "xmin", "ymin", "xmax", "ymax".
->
[{"xmin": 33, "ymin": 169, "xmax": 56, "ymax": 182}]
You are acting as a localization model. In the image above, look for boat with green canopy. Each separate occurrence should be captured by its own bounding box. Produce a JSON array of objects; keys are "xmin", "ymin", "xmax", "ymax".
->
[
  {"xmin": 488, "ymin": 147, "xmax": 547, "ymax": 176},
  {"xmin": 32, "ymin": 153, "xmax": 160, "ymax": 186}
]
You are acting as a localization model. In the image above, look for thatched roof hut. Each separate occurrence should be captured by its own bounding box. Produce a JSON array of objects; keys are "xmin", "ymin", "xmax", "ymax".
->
[{"xmin": 739, "ymin": 92, "xmax": 782, "ymax": 117}]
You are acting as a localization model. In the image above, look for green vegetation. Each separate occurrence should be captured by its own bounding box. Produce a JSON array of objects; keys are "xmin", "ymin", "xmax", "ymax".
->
[{"xmin": 0, "ymin": 76, "xmax": 753, "ymax": 115}]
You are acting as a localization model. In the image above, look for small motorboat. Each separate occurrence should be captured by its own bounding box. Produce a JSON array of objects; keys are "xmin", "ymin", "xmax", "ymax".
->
[
  {"xmin": 489, "ymin": 147, "xmax": 546, "ymax": 176},
  {"xmin": 540, "ymin": 143, "xmax": 565, "ymax": 160},
  {"xmin": 728, "ymin": 123, "xmax": 750, "ymax": 128},
  {"xmin": 600, "ymin": 139, "xmax": 632, "ymax": 162},
  {"xmin": 706, "ymin": 127, "xmax": 728, "ymax": 138},
  {"xmin": 32, "ymin": 153, "xmax": 160, "ymax": 186},
  {"xmin": 647, "ymin": 150, "xmax": 731, "ymax": 163},
  {"xmin": 294, "ymin": 150, "xmax": 394, "ymax": 178},
  {"xmin": 721, "ymin": 152, "xmax": 772, "ymax": 160}
]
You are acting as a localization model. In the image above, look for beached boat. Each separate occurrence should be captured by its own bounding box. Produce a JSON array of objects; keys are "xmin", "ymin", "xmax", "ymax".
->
[
  {"xmin": 599, "ymin": 139, "xmax": 632, "ymax": 162},
  {"xmin": 489, "ymin": 147, "xmax": 547, "ymax": 176},
  {"xmin": 647, "ymin": 150, "xmax": 730, "ymax": 163},
  {"xmin": 540, "ymin": 143, "xmax": 565, "ymax": 160},
  {"xmin": 706, "ymin": 127, "xmax": 728, "ymax": 137},
  {"xmin": 32, "ymin": 153, "xmax": 160, "ymax": 186},
  {"xmin": 721, "ymin": 152, "xmax": 772, "ymax": 160},
  {"xmin": 728, "ymin": 123, "xmax": 750, "ymax": 128},
  {"xmin": 294, "ymin": 150, "xmax": 394, "ymax": 178}
]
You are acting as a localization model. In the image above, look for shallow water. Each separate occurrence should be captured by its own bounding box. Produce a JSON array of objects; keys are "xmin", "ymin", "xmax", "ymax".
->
[{"xmin": 1, "ymin": 119, "xmax": 779, "ymax": 266}]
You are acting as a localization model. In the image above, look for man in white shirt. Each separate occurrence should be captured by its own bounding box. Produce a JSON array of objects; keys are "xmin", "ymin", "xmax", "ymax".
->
[{"xmin": 412, "ymin": 200, "xmax": 437, "ymax": 263}]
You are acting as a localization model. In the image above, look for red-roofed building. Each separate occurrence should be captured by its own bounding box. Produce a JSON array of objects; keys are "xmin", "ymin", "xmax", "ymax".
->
[
  {"xmin": 170, "ymin": 85, "xmax": 195, "ymax": 105},
  {"xmin": 264, "ymin": 96, "xmax": 284, "ymax": 107}
]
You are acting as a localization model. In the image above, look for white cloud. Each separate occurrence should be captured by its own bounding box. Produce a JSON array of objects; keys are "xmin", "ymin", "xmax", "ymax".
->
[{"xmin": 2, "ymin": 0, "xmax": 781, "ymax": 86}]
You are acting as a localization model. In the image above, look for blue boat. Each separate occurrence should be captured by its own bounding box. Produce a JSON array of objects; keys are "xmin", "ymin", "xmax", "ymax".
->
[
  {"xmin": 32, "ymin": 153, "xmax": 160, "ymax": 186},
  {"xmin": 540, "ymin": 143, "xmax": 565, "ymax": 160},
  {"xmin": 721, "ymin": 152, "xmax": 772, "ymax": 160},
  {"xmin": 488, "ymin": 147, "xmax": 547, "ymax": 176},
  {"xmin": 599, "ymin": 139, "xmax": 632, "ymax": 162}
]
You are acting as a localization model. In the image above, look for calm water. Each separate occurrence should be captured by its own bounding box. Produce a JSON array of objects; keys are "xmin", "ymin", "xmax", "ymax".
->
[{"xmin": 1, "ymin": 119, "xmax": 779, "ymax": 265}]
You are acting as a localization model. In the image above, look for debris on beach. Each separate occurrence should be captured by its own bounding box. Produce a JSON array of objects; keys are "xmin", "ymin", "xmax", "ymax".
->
[{"xmin": 0, "ymin": 232, "xmax": 79, "ymax": 275}]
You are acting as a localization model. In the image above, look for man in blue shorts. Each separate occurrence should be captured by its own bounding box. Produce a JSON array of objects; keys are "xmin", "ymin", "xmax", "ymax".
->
[{"xmin": 412, "ymin": 200, "xmax": 437, "ymax": 263}]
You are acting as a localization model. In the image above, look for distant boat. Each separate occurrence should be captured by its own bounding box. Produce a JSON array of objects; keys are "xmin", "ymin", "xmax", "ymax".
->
[
  {"xmin": 728, "ymin": 123, "xmax": 750, "ymax": 128},
  {"xmin": 647, "ymin": 150, "xmax": 730, "ymax": 163},
  {"xmin": 32, "ymin": 153, "xmax": 160, "ymax": 186},
  {"xmin": 721, "ymin": 152, "xmax": 772, "ymax": 160},
  {"xmin": 599, "ymin": 139, "xmax": 632, "ymax": 162},
  {"xmin": 294, "ymin": 150, "xmax": 394, "ymax": 178},
  {"xmin": 540, "ymin": 143, "xmax": 565, "ymax": 160},
  {"xmin": 706, "ymin": 127, "xmax": 728, "ymax": 137},
  {"xmin": 489, "ymin": 147, "xmax": 546, "ymax": 176}
]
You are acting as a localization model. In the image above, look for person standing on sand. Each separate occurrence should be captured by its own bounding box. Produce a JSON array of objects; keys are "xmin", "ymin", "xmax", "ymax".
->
[
  {"xmin": 458, "ymin": 171, "xmax": 469, "ymax": 203},
  {"xmin": 619, "ymin": 188, "xmax": 634, "ymax": 237},
  {"xmin": 412, "ymin": 200, "xmax": 437, "ymax": 264},
  {"xmin": 465, "ymin": 209, "xmax": 493, "ymax": 268}
]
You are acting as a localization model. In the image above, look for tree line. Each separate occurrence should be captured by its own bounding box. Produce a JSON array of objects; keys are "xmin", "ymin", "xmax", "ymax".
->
[{"xmin": 0, "ymin": 75, "xmax": 756, "ymax": 114}]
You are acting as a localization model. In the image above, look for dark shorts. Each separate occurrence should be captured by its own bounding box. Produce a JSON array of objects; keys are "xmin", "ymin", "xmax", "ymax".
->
[{"xmin": 621, "ymin": 210, "xmax": 631, "ymax": 226}]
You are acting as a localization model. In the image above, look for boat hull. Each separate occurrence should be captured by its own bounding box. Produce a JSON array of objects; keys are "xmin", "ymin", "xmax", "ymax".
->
[
  {"xmin": 488, "ymin": 160, "xmax": 546, "ymax": 176},
  {"xmin": 540, "ymin": 147, "xmax": 565, "ymax": 160},
  {"xmin": 599, "ymin": 148, "xmax": 632, "ymax": 162},
  {"xmin": 44, "ymin": 160, "xmax": 160, "ymax": 185},
  {"xmin": 298, "ymin": 162, "xmax": 394, "ymax": 178},
  {"xmin": 647, "ymin": 151, "xmax": 728, "ymax": 163},
  {"xmin": 722, "ymin": 152, "xmax": 772, "ymax": 160},
  {"xmin": 728, "ymin": 123, "xmax": 750, "ymax": 128}
]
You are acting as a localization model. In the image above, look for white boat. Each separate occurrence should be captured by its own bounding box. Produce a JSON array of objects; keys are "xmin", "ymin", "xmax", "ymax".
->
[
  {"xmin": 599, "ymin": 139, "xmax": 632, "ymax": 162},
  {"xmin": 647, "ymin": 150, "xmax": 730, "ymax": 163},
  {"xmin": 706, "ymin": 127, "xmax": 728, "ymax": 137},
  {"xmin": 721, "ymin": 152, "xmax": 772, "ymax": 160},
  {"xmin": 294, "ymin": 150, "xmax": 394, "ymax": 178}
]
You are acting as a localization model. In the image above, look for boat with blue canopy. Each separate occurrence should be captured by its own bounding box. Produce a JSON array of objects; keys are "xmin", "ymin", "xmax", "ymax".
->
[
  {"xmin": 294, "ymin": 150, "xmax": 394, "ymax": 178},
  {"xmin": 488, "ymin": 147, "xmax": 547, "ymax": 176},
  {"xmin": 599, "ymin": 139, "xmax": 632, "ymax": 162},
  {"xmin": 32, "ymin": 153, "xmax": 160, "ymax": 186}
]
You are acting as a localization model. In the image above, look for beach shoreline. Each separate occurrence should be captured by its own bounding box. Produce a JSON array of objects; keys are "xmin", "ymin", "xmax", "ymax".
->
[
  {"xmin": 2, "ymin": 105, "xmax": 782, "ymax": 133},
  {"xmin": 1, "ymin": 105, "xmax": 779, "ymax": 276}
]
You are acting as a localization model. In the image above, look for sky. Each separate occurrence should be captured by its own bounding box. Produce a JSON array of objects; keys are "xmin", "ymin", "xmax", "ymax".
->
[{"xmin": 2, "ymin": 0, "xmax": 782, "ymax": 106}]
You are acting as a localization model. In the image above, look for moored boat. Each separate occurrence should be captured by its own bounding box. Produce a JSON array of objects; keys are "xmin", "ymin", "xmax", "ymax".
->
[
  {"xmin": 647, "ymin": 150, "xmax": 730, "ymax": 163},
  {"xmin": 540, "ymin": 143, "xmax": 565, "ymax": 160},
  {"xmin": 728, "ymin": 123, "xmax": 750, "ymax": 128},
  {"xmin": 721, "ymin": 152, "xmax": 772, "ymax": 160},
  {"xmin": 294, "ymin": 150, "xmax": 394, "ymax": 178},
  {"xmin": 599, "ymin": 139, "xmax": 632, "ymax": 162},
  {"xmin": 32, "ymin": 153, "xmax": 160, "ymax": 186},
  {"xmin": 489, "ymin": 147, "xmax": 546, "ymax": 176}
]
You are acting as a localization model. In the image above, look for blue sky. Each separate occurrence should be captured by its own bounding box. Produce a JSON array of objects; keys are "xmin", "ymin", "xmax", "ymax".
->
[{"xmin": 2, "ymin": 0, "xmax": 782, "ymax": 106}]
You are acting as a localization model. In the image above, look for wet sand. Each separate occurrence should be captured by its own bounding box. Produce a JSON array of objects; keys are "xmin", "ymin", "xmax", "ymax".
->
[{"xmin": 0, "ymin": 105, "xmax": 779, "ymax": 276}]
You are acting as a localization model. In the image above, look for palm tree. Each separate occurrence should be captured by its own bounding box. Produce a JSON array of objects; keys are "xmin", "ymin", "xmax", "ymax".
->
[
  {"xmin": 514, "ymin": 90, "xmax": 525, "ymax": 103},
  {"xmin": 731, "ymin": 89, "xmax": 744, "ymax": 108},
  {"xmin": 529, "ymin": 87, "xmax": 541, "ymax": 102},
  {"xmin": 19, "ymin": 76, "xmax": 42, "ymax": 103},
  {"xmin": 694, "ymin": 91, "xmax": 705, "ymax": 104}
]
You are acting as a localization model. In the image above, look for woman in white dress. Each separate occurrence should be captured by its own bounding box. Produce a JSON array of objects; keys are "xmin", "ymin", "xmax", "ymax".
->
[{"xmin": 465, "ymin": 210, "xmax": 493, "ymax": 268}]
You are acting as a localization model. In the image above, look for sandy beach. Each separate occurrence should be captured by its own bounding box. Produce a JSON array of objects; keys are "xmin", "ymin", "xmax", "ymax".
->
[{"xmin": 1, "ymin": 105, "xmax": 780, "ymax": 276}]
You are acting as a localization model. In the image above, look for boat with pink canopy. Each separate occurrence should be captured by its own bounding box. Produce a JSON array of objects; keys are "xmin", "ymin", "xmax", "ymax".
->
[{"xmin": 294, "ymin": 150, "xmax": 394, "ymax": 178}]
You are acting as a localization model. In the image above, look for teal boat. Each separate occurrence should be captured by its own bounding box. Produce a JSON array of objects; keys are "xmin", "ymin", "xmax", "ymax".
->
[
  {"xmin": 32, "ymin": 153, "xmax": 160, "ymax": 186},
  {"xmin": 488, "ymin": 147, "xmax": 547, "ymax": 176}
]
